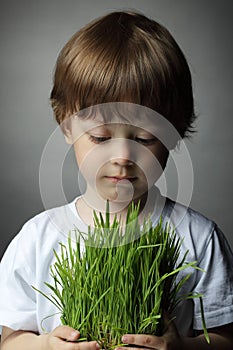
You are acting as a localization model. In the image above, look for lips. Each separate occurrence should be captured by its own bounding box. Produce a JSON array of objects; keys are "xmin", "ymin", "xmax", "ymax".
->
[{"xmin": 105, "ymin": 176, "xmax": 137, "ymax": 183}]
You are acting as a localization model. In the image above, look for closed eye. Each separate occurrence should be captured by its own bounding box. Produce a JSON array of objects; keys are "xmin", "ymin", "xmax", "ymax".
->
[
  {"xmin": 135, "ymin": 137, "xmax": 158, "ymax": 145},
  {"xmin": 88, "ymin": 134, "xmax": 157, "ymax": 145},
  {"xmin": 88, "ymin": 135, "xmax": 111, "ymax": 144}
]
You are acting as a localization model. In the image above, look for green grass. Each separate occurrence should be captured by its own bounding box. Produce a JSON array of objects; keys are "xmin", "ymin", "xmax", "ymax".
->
[{"xmin": 33, "ymin": 202, "xmax": 209, "ymax": 347}]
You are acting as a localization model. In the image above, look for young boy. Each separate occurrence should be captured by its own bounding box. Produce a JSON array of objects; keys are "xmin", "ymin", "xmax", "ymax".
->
[{"xmin": 1, "ymin": 10, "xmax": 233, "ymax": 350}]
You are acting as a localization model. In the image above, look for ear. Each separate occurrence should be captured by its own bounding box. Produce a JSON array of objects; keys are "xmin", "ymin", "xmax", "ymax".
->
[
  {"xmin": 63, "ymin": 128, "xmax": 73, "ymax": 144},
  {"xmin": 60, "ymin": 118, "xmax": 73, "ymax": 144}
]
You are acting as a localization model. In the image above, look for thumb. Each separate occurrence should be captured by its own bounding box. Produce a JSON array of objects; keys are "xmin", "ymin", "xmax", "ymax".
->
[
  {"xmin": 51, "ymin": 325, "xmax": 80, "ymax": 341},
  {"xmin": 163, "ymin": 312, "xmax": 179, "ymax": 336},
  {"xmin": 162, "ymin": 313, "xmax": 182, "ymax": 350}
]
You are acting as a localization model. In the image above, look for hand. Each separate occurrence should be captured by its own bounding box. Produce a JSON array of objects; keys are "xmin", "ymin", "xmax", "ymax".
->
[
  {"xmin": 118, "ymin": 320, "xmax": 183, "ymax": 350},
  {"xmin": 42, "ymin": 325, "xmax": 99, "ymax": 350}
]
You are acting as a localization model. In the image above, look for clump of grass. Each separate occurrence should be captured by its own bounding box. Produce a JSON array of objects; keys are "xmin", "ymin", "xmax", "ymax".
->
[{"xmin": 34, "ymin": 202, "xmax": 209, "ymax": 347}]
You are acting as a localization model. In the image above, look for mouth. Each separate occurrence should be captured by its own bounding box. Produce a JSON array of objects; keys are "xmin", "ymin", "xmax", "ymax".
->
[{"xmin": 104, "ymin": 176, "xmax": 137, "ymax": 183}]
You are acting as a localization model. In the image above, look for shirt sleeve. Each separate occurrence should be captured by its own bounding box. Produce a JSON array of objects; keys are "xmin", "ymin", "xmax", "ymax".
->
[
  {"xmin": 193, "ymin": 225, "xmax": 233, "ymax": 330},
  {"xmin": 0, "ymin": 222, "xmax": 38, "ymax": 332}
]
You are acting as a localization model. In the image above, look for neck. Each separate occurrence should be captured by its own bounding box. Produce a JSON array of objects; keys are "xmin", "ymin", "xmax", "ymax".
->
[{"xmin": 75, "ymin": 186, "xmax": 159, "ymax": 226}]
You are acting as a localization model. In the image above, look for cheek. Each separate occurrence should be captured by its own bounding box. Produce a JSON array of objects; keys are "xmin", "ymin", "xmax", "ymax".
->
[
  {"xmin": 73, "ymin": 143, "xmax": 107, "ymax": 184},
  {"xmin": 137, "ymin": 147, "xmax": 168, "ymax": 185},
  {"xmin": 73, "ymin": 146, "xmax": 85, "ymax": 167},
  {"xmin": 73, "ymin": 138, "xmax": 94, "ymax": 167}
]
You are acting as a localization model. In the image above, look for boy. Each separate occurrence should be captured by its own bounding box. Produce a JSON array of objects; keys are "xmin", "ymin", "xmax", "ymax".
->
[{"xmin": 1, "ymin": 10, "xmax": 233, "ymax": 350}]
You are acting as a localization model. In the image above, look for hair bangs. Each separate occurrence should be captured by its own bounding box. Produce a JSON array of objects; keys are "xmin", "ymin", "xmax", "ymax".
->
[{"xmin": 51, "ymin": 11, "xmax": 196, "ymax": 137}]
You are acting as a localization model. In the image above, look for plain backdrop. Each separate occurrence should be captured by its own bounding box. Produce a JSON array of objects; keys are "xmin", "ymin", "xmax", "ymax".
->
[{"xmin": 1, "ymin": 0, "xmax": 233, "ymax": 259}]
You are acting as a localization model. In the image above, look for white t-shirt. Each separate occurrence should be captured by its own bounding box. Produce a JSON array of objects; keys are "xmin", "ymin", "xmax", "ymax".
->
[{"xmin": 0, "ymin": 192, "xmax": 233, "ymax": 337}]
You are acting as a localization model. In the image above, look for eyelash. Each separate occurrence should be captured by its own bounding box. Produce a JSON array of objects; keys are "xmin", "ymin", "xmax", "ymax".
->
[
  {"xmin": 88, "ymin": 135, "xmax": 157, "ymax": 145},
  {"xmin": 88, "ymin": 135, "xmax": 111, "ymax": 144},
  {"xmin": 135, "ymin": 137, "xmax": 158, "ymax": 145}
]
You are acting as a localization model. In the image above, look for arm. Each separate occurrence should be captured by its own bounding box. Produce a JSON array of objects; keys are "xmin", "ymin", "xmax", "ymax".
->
[
  {"xmin": 1, "ymin": 326, "xmax": 99, "ymax": 350},
  {"xmin": 118, "ymin": 322, "xmax": 233, "ymax": 350}
]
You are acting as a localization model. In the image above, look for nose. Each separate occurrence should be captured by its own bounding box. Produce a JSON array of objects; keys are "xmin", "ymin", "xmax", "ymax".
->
[
  {"xmin": 111, "ymin": 157, "xmax": 133, "ymax": 166},
  {"xmin": 110, "ymin": 139, "xmax": 134, "ymax": 166}
]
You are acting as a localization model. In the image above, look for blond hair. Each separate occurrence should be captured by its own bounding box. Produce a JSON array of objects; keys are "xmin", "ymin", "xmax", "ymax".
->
[{"xmin": 50, "ymin": 11, "xmax": 195, "ymax": 137}]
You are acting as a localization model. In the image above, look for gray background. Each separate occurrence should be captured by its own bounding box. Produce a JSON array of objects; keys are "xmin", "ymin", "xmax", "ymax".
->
[{"xmin": 1, "ymin": 0, "xmax": 233, "ymax": 259}]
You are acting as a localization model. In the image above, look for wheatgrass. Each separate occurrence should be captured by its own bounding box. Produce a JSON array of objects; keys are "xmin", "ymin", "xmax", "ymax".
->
[{"xmin": 33, "ymin": 203, "xmax": 209, "ymax": 348}]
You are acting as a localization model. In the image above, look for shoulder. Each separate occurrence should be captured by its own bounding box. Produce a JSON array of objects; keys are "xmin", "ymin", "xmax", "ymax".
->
[
  {"xmin": 164, "ymin": 197, "xmax": 215, "ymax": 234},
  {"xmin": 16, "ymin": 201, "xmax": 74, "ymax": 242},
  {"xmin": 20, "ymin": 197, "xmax": 83, "ymax": 237},
  {"xmin": 163, "ymin": 198, "xmax": 217, "ymax": 262},
  {"xmin": 162, "ymin": 198, "xmax": 233, "ymax": 289},
  {"xmin": 1, "ymin": 198, "xmax": 83, "ymax": 268}
]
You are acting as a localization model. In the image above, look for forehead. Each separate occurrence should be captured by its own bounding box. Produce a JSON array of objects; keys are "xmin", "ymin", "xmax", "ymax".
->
[
  {"xmin": 72, "ymin": 102, "xmax": 158, "ymax": 131},
  {"xmin": 85, "ymin": 123, "xmax": 153, "ymax": 136},
  {"xmin": 69, "ymin": 102, "xmax": 180, "ymax": 149}
]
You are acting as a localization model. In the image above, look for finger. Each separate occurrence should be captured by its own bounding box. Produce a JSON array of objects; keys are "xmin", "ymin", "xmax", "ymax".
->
[
  {"xmin": 51, "ymin": 325, "xmax": 80, "ymax": 341},
  {"xmin": 162, "ymin": 320, "xmax": 181, "ymax": 348},
  {"xmin": 50, "ymin": 327, "xmax": 99, "ymax": 350},
  {"xmin": 71, "ymin": 340, "xmax": 100, "ymax": 350},
  {"xmin": 117, "ymin": 347, "xmax": 148, "ymax": 350},
  {"xmin": 122, "ymin": 334, "xmax": 165, "ymax": 349},
  {"xmin": 162, "ymin": 314, "xmax": 180, "ymax": 339}
]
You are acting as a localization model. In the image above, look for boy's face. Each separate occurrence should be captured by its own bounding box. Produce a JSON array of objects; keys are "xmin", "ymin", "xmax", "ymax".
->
[{"xmin": 69, "ymin": 114, "xmax": 169, "ymax": 206}]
